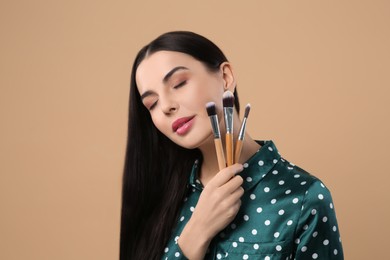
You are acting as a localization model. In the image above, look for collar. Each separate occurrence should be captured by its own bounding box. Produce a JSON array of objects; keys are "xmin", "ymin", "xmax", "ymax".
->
[{"xmin": 188, "ymin": 140, "xmax": 281, "ymax": 191}]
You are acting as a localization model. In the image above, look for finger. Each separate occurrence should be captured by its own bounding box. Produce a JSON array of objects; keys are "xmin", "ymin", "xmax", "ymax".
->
[
  {"xmin": 227, "ymin": 187, "xmax": 244, "ymax": 203},
  {"xmin": 220, "ymin": 175, "xmax": 244, "ymax": 194},
  {"xmin": 209, "ymin": 164, "xmax": 243, "ymax": 188}
]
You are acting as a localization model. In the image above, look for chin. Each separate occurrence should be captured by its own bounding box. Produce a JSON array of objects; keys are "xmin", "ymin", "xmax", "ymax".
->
[{"xmin": 171, "ymin": 131, "xmax": 214, "ymax": 150}]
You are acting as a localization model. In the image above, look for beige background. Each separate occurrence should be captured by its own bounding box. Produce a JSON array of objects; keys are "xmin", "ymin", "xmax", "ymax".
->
[{"xmin": 1, "ymin": 0, "xmax": 389, "ymax": 259}]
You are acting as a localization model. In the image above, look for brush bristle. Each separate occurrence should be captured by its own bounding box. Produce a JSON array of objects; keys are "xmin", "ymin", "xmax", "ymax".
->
[
  {"xmin": 244, "ymin": 103, "xmax": 251, "ymax": 118},
  {"xmin": 222, "ymin": 91, "xmax": 234, "ymax": 107},
  {"xmin": 206, "ymin": 102, "xmax": 216, "ymax": 116}
]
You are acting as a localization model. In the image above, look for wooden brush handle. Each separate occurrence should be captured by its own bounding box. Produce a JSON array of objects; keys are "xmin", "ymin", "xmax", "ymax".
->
[
  {"xmin": 235, "ymin": 140, "xmax": 243, "ymax": 164},
  {"xmin": 226, "ymin": 133, "xmax": 234, "ymax": 166},
  {"xmin": 214, "ymin": 138, "xmax": 226, "ymax": 171}
]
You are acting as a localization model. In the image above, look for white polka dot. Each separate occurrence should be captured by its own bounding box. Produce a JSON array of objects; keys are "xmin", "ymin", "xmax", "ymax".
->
[
  {"xmin": 313, "ymin": 231, "xmax": 318, "ymax": 237},
  {"xmin": 217, "ymin": 253, "xmax": 222, "ymax": 259},
  {"xmin": 254, "ymin": 244, "xmax": 259, "ymax": 250},
  {"xmin": 294, "ymin": 174, "xmax": 300, "ymax": 178},
  {"xmin": 265, "ymin": 256, "xmax": 270, "ymax": 260},
  {"xmin": 292, "ymin": 198, "xmax": 299, "ymax": 204},
  {"xmin": 271, "ymin": 199, "xmax": 277, "ymax": 204},
  {"xmin": 318, "ymin": 194, "xmax": 324, "ymax": 200},
  {"xmin": 258, "ymin": 160, "xmax": 264, "ymax": 166},
  {"xmin": 312, "ymin": 253, "xmax": 318, "ymax": 259},
  {"xmin": 330, "ymin": 203, "xmax": 334, "ymax": 209},
  {"xmin": 262, "ymin": 174, "xmax": 266, "ymax": 178},
  {"xmin": 323, "ymin": 239, "xmax": 329, "ymax": 245},
  {"xmin": 175, "ymin": 252, "xmax": 180, "ymax": 257},
  {"xmin": 243, "ymin": 215, "xmax": 249, "ymax": 221},
  {"xmin": 243, "ymin": 254, "xmax": 249, "ymax": 260},
  {"xmin": 273, "ymin": 159, "xmax": 278, "ymax": 164},
  {"xmin": 311, "ymin": 209, "xmax": 317, "ymax": 215},
  {"xmin": 225, "ymin": 252, "xmax": 229, "ymax": 257},
  {"xmin": 256, "ymin": 207, "xmax": 263, "ymax": 213},
  {"xmin": 333, "ymin": 226, "xmax": 337, "ymax": 232},
  {"xmin": 231, "ymin": 223, "xmax": 236, "ymax": 229},
  {"xmin": 232, "ymin": 242, "xmax": 238, "ymax": 247},
  {"xmin": 301, "ymin": 246, "xmax": 307, "ymax": 252},
  {"xmin": 287, "ymin": 220, "xmax": 293, "ymax": 226},
  {"xmin": 252, "ymin": 229, "xmax": 257, "ymax": 235},
  {"xmin": 164, "ymin": 247, "xmax": 169, "ymax": 253},
  {"xmin": 239, "ymin": 237, "xmax": 245, "ymax": 242},
  {"xmin": 246, "ymin": 177, "xmax": 252, "ymax": 182},
  {"xmin": 295, "ymin": 238, "xmax": 300, "ymax": 244},
  {"xmin": 268, "ymin": 147, "xmax": 273, "ymax": 151},
  {"xmin": 264, "ymin": 187, "xmax": 270, "ymax": 192},
  {"xmin": 243, "ymin": 163, "xmax": 249, "ymax": 168},
  {"xmin": 290, "ymin": 162, "xmax": 295, "ymax": 166},
  {"xmin": 276, "ymin": 245, "xmax": 282, "ymax": 251},
  {"xmin": 180, "ymin": 216, "xmax": 185, "ymax": 222},
  {"xmin": 272, "ymin": 170, "xmax": 278, "ymax": 175},
  {"xmin": 322, "ymin": 216, "xmax": 328, "ymax": 222},
  {"xmin": 174, "ymin": 236, "xmax": 179, "ymax": 243},
  {"xmin": 274, "ymin": 232, "xmax": 280, "ymax": 238},
  {"xmin": 279, "ymin": 180, "xmax": 285, "ymax": 185},
  {"xmin": 285, "ymin": 189, "xmax": 291, "ymax": 194},
  {"xmin": 190, "ymin": 206, "xmax": 195, "ymax": 212},
  {"xmin": 320, "ymin": 183, "xmax": 325, "ymax": 188},
  {"xmin": 278, "ymin": 209, "xmax": 285, "ymax": 215},
  {"xmin": 250, "ymin": 194, "xmax": 256, "ymax": 200},
  {"xmin": 301, "ymin": 181, "xmax": 307, "ymax": 185},
  {"xmin": 265, "ymin": 220, "xmax": 271, "ymax": 226},
  {"xmin": 287, "ymin": 166, "xmax": 293, "ymax": 170},
  {"xmin": 334, "ymin": 249, "xmax": 338, "ymax": 255},
  {"xmin": 192, "ymin": 188, "xmax": 196, "ymax": 192},
  {"xmin": 303, "ymin": 224, "xmax": 309, "ymax": 230}
]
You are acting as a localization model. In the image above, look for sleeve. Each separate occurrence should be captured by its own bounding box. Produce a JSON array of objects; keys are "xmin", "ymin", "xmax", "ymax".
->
[
  {"xmin": 293, "ymin": 179, "xmax": 344, "ymax": 260},
  {"xmin": 161, "ymin": 236, "xmax": 189, "ymax": 260}
]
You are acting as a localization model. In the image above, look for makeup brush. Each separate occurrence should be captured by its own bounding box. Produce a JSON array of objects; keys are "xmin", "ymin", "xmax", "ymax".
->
[
  {"xmin": 234, "ymin": 104, "xmax": 251, "ymax": 163},
  {"xmin": 206, "ymin": 102, "xmax": 226, "ymax": 171},
  {"xmin": 223, "ymin": 90, "xmax": 234, "ymax": 166}
]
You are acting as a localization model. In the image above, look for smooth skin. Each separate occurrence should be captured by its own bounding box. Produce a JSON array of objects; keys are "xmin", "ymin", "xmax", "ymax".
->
[{"xmin": 136, "ymin": 51, "xmax": 260, "ymax": 259}]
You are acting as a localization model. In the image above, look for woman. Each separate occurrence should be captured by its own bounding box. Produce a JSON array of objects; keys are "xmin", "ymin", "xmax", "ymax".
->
[{"xmin": 120, "ymin": 31, "xmax": 344, "ymax": 260}]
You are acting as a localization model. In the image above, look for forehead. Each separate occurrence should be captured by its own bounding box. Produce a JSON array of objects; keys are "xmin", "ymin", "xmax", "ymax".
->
[{"xmin": 135, "ymin": 51, "xmax": 202, "ymax": 91}]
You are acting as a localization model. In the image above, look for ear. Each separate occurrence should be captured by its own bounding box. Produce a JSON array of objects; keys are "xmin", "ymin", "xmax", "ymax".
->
[{"xmin": 219, "ymin": 62, "xmax": 236, "ymax": 92}]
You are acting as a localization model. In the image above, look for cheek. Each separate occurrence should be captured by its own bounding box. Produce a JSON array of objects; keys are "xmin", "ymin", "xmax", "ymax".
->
[
  {"xmin": 150, "ymin": 113, "xmax": 170, "ymax": 134},
  {"xmin": 185, "ymin": 80, "xmax": 224, "ymax": 110}
]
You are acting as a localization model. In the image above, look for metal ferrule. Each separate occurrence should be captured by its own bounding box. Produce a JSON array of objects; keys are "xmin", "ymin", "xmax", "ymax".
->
[
  {"xmin": 238, "ymin": 117, "xmax": 247, "ymax": 140},
  {"xmin": 223, "ymin": 107, "xmax": 234, "ymax": 133},
  {"xmin": 209, "ymin": 115, "xmax": 221, "ymax": 139}
]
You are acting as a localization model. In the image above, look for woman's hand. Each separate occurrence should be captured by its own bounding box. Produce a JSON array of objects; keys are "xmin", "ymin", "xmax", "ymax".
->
[{"xmin": 178, "ymin": 163, "xmax": 244, "ymax": 259}]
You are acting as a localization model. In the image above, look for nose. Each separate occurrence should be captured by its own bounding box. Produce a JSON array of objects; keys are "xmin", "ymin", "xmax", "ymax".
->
[{"xmin": 160, "ymin": 96, "xmax": 179, "ymax": 115}]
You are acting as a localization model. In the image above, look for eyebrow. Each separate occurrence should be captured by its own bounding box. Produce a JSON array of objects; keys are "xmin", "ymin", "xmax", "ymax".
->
[
  {"xmin": 140, "ymin": 66, "xmax": 189, "ymax": 101},
  {"xmin": 162, "ymin": 66, "xmax": 189, "ymax": 83}
]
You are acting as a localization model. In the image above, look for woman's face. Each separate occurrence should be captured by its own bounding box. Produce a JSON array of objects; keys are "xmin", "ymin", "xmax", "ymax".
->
[{"xmin": 135, "ymin": 51, "xmax": 234, "ymax": 149}]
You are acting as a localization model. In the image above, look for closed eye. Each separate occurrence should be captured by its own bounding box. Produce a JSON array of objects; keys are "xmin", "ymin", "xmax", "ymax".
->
[
  {"xmin": 174, "ymin": 80, "xmax": 187, "ymax": 89},
  {"xmin": 149, "ymin": 101, "xmax": 158, "ymax": 110}
]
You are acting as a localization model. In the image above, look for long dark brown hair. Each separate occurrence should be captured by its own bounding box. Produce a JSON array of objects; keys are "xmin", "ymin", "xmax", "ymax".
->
[{"xmin": 120, "ymin": 31, "xmax": 240, "ymax": 259}]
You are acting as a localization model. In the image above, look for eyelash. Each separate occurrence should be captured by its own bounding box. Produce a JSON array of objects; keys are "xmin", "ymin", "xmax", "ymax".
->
[
  {"xmin": 174, "ymin": 80, "xmax": 187, "ymax": 89},
  {"xmin": 148, "ymin": 80, "xmax": 187, "ymax": 111}
]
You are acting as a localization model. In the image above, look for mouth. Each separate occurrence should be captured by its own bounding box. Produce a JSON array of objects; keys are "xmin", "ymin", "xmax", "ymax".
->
[{"xmin": 172, "ymin": 116, "xmax": 196, "ymax": 135}]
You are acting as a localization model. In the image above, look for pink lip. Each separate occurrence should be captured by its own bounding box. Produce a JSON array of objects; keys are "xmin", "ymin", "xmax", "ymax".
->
[{"xmin": 172, "ymin": 116, "xmax": 195, "ymax": 135}]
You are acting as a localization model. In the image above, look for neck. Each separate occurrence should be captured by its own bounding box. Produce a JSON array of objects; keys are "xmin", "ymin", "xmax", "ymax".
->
[{"xmin": 198, "ymin": 110, "xmax": 261, "ymax": 186}]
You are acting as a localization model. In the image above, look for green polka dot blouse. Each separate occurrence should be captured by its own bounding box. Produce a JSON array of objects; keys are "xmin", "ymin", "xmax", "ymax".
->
[{"xmin": 162, "ymin": 140, "xmax": 344, "ymax": 259}]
